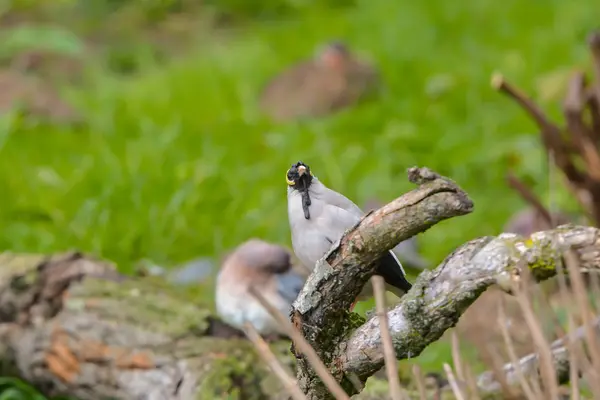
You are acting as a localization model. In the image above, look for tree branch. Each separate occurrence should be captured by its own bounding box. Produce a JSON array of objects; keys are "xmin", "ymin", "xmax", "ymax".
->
[{"xmin": 340, "ymin": 226, "xmax": 600, "ymax": 379}]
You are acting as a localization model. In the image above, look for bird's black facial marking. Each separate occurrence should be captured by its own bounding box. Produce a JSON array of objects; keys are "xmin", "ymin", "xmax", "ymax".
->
[
  {"xmin": 286, "ymin": 161, "xmax": 313, "ymax": 187},
  {"xmin": 286, "ymin": 161, "xmax": 313, "ymax": 220}
]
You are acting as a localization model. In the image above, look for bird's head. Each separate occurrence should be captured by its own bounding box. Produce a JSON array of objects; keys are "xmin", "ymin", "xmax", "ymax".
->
[
  {"xmin": 286, "ymin": 161, "xmax": 313, "ymax": 189},
  {"xmin": 316, "ymin": 41, "xmax": 351, "ymax": 70},
  {"xmin": 286, "ymin": 161, "xmax": 314, "ymax": 220}
]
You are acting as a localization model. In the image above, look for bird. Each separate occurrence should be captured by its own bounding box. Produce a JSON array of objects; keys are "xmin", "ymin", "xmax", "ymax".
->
[
  {"xmin": 503, "ymin": 207, "xmax": 575, "ymax": 237},
  {"xmin": 285, "ymin": 161, "xmax": 412, "ymax": 309},
  {"xmin": 0, "ymin": 69, "xmax": 81, "ymax": 125},
  {"xmin": 215, "ymin": 238, "xmax": 306, "ymax": 337},
  {"xmin": 259, "ymin": 40, "xmax": 380, "ymax": 121}
]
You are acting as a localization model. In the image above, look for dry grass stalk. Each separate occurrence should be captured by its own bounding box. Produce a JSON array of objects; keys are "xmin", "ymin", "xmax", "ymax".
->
[
  {"xmin": 588, "ymin": 32, "xmax": 600, "ymax": 125},
  {"xmin": 443, "ymin": 363, "xmax": 465, "ymax": 400},
  {"xmin": 248, "ymin": 285, "xmax": 351, "ymax": 400},
  {"xmin": 462, "ymin": 363, "xmax": 481, "ymax": 400},
  {"xmin": 411, "ymin": 364, "xmax": 427, "ymax": 400},
  {"xmin": 563, "ymin": 250, "xmax": 600, "ymax": 398},
  {"xmin": 512, "ymin": 261, "xmax": 561, "ymax": 399},
  {"xmin": 371, "ymin": 275, "xmax": 405, "ymax": 400},
  {"xmin": 554, "ymin": 254, "xmax": 600, "ymax": 395},
  {"xmin": 482, "ymin": 342, "xmax": 522, "ymax": 396},
  {"xmin": 568, "ymin": 315, "xmax": 581, "ymax": 400},
  {"xmin": 498, "ymin": 299, "xmax": 538, "ymax": 399},
  {"xmin": 243, "ymin": 321, "xmax": 307, "ymax": 400},
  {"xmin": 450, "ymin": 332, "xmax": 465, "ymax": 382}
]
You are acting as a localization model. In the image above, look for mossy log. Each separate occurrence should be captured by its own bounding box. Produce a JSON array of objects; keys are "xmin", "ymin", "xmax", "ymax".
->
[{"xmin": 0, "ymin": 252, "xmax": 295, "ymax": 400}]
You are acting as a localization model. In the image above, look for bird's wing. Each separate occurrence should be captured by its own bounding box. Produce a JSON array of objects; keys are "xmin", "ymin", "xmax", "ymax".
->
[
  {"xmin": 317, "ymin": 202, "xmax": 362, "ymax": 243},
  {"xmin": 276, "ymin": 271, "xmax": 305, "ymax": 304},
  {"xmin": 315, "ymin": 182, "xmax": 364, "ymax": 218}
]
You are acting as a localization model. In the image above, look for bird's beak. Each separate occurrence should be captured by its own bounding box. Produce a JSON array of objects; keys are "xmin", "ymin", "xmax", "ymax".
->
[{"xmin": 297, "ymin": 165, "xmax": 307, "ymax": 176}]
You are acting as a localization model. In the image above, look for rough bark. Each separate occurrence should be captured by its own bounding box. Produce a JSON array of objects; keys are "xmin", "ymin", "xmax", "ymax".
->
[
  {"xmin": 290, "ymin": 167, "xmax": 600, "ymax": 399},
  {"xmin": 0, "ymin": 252, "xmax": 294, "ymax": 400}
]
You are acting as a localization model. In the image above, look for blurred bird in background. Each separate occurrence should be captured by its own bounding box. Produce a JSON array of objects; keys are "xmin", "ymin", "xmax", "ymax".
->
[
  {"xmin": 503, "ymin": 206, "xmax": 576, "ymax": 236},
  {"xmin": 215, "ymin": 238, "xmax": 306, "ymax": 337},
  {"xmin": 285, "ymin": 161, "xmax": 412, "ymax": 310},
  {"xmin": 259, "ymin": 40, "xmax": 380, "ymax": 121}
]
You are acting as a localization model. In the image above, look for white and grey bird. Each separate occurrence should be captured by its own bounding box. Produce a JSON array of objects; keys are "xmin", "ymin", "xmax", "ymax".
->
[{"xmin": 285, "ymin": 161, "xmax": 412, "ymax": 308}]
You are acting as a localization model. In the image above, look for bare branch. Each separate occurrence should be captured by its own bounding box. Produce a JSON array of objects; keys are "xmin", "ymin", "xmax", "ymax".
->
[
  {"xmin": 243, "ymin": 322, "xmax": 307, "ymax": 400},
  {"xmin": 506, "ymin": 171, "xmax": 553, "ymax": 225},
  {"xmin": 340, "ymin": 225, "xmax": 600, "ymax": 380},
  {"xmin": 563, "ymin": 71, "xmax": 600, "ymax": 181},
  {"xmin": 371, "ymin": 275, "xmax": 404, "ymax": 400},
  {"xmin": 492, "ymin": 73, "xmax": 586, "ymax": 186},
  {"xmin": 491, "ymin": 73, "xmax": 562, "ymax": 142},
  {"xmin": 588, "ymin": 31, "xmax": 600, "ymax": 103}
]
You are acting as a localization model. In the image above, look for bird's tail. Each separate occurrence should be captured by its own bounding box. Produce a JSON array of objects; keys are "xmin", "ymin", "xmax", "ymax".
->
[{"xmin": 375, "ymin": 250, "xmax": 413, "ymax": 295}]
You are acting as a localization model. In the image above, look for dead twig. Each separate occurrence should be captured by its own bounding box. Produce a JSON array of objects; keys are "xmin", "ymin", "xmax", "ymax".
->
[
  {"xmin": 512, "ymin": 262, "xmax": 561, "ymax": 399},
  {"xmin": 588, "ymin": 31, "xmax": 600, "ymax": 106},
  {"xmin": 450, "ymin": 332, "xmax": 465, "ymax": 383},
  {"xmin": 564, "ymin": 249, "xmax": 600, "ymax": 397},
  {"xmin": 248, "ymin": 286, "xmax": 351, "ymax": 400},
  {"xmin": 498, "ymin": 300, "xmax": 537, "ymax": 400},
  {"xmin": 243, "ymin": 322, "xmax": 307, "ymax": 400},
  {"xmin": 411, "ymin": 365, "xmax": 427, "ymax": 400},
  {"xmin": 563, "ymin": 71, "xmax": 600, "ymax": 181},
  {"xmin": 371, "ymin": 275, "xmax": 404, "ymax": 400},
  {"xmin": 506, "ymin": 171, "xmax": 553, "ymax": 226},
  {"xmin": 492, "ymin": 72, "xmax": 586, "ymax": 190},
  {"xmin": 443, "ymin": 363, "xmax": 465, "ymax": 400}
]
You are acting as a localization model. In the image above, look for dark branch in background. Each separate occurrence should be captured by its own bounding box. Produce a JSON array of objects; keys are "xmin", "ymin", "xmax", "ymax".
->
[
  {"xmin": 506, "ymin": 171, "xmax": 553, "ymax": 225},
  {"xmin": 589, "ymin": 32, "xmax": 600, "ymax": 125},
  {"xmin": 291, "ymin": 167, "xmax": 474, "ymax": 399},
  {"xmin": 492, "ymin": 31, "xmax": 600, "ymax": 227}
]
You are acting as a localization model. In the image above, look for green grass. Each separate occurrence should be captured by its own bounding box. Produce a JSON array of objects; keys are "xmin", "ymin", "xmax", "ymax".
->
[{"xmin": 0, "ymin": 0, "xmax": 598, "ymax": 387}]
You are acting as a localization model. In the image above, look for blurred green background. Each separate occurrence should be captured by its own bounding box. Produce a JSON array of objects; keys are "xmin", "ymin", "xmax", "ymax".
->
[{"xmin": 0, "ymin": 0, "xmax": 598, "ymax": 398}]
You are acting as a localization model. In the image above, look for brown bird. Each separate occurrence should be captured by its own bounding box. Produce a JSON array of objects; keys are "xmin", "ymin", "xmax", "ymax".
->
[
  {"xmin": 215, "ymin": 239, "xmax": 306, "ymax": 337},
  {"xmin": 259, "ymin": 41, "xmax": 380, "ymax": 121},
  {"xmin": 0, "ymin": 69, "xmax": 81, "ymax": 125}
]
